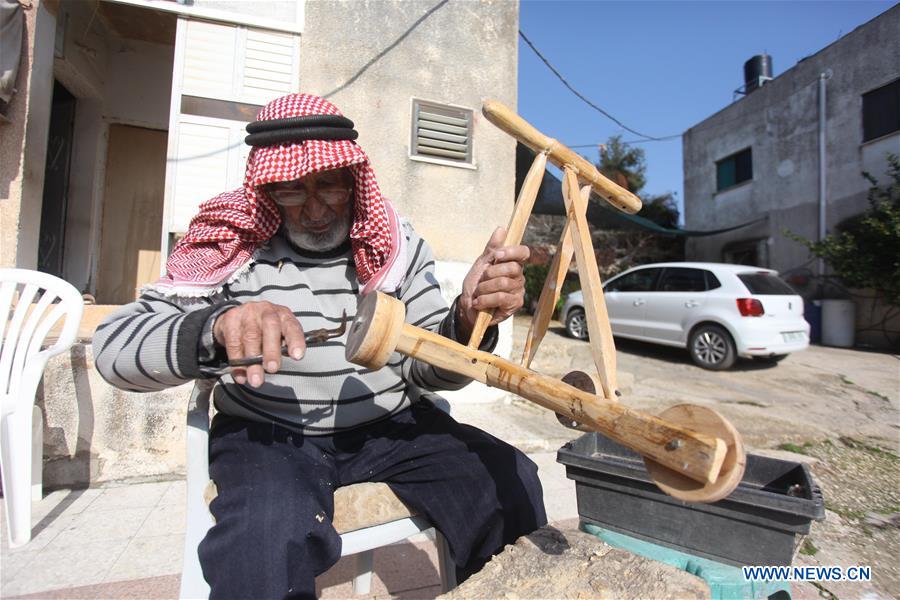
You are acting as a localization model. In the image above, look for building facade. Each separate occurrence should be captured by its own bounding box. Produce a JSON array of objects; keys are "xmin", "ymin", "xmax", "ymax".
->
[
  {"xmin": 0, "ymin": 0, "xmax": 520, "ymax": 487},
  {"xmin": 2, "ymin": 0, "xmax": 519, "ymax": 301},
  {"xmin": 682, "ymin": 6, "xmax": 899, "ymax": 282}
]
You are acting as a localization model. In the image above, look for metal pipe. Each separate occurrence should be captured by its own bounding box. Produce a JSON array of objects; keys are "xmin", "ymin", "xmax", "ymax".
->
[{"xmin": 817, "ymin": 71, "xmax": 832, "ymax": 281}]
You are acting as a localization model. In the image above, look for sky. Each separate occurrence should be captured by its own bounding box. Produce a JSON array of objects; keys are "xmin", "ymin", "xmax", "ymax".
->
[{"xmin": 517, "ymin": 0, "xmax": 896, "ymax": 222}]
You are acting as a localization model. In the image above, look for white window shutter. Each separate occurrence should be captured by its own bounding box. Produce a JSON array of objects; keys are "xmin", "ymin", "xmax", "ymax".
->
[
  {"xmin": 241, "ymin": 28, "xmax": 298, "ymax": 104},
  {"xmin": 181, "ymin": 20, "xmax": 239, "ymax": 100},
  {"xmin": 169, "ymin": 119, "xmax": 232, "ymax": 232},
  {"xmin": 179, "ymin": 21, "xmax": 298, "ymax": 105},
  {"xmin": 164, "ymin": 17, "xmax": 300, "ymax": 247}
]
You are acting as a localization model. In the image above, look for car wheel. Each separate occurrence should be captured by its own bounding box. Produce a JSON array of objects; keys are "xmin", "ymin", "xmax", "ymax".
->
[
  {"xmin": 566, "ymin": 308, "xmax": 588, "ymax": 340},
  {"xmin": 689, "ymin": 324, "xmax": 736, "ymax": 370}
]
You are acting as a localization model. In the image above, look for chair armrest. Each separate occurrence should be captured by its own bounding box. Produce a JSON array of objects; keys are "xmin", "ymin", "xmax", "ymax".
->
[{"xmin": 186, "ymin": 379, "xmax": 214, "ymax": 495}]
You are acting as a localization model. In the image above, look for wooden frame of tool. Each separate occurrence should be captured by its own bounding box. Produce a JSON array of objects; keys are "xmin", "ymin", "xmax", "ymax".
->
[
  {"xmin": 464, "ymin": 101, "xmax": 747, "ymax": 503},
  {"xmin": 466, "ymin": 101, "xmax": 629, "ymax": 402},
  {"xmin": 348, "ymin": 100, "xmax": 747, "ymax": 503}
]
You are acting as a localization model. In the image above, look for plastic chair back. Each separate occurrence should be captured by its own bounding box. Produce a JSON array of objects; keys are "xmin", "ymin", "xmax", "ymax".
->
[{"xmin": 0, "ymin": 268, "xmax": 83, "ymax": 547}]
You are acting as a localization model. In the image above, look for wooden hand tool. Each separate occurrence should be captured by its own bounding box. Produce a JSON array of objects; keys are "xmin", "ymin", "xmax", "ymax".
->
[
  {"xmin": 560, "ymin": 167, "xmax": 619, "ymax": 399},
  {"xmin": 521, "ymin": 191, "xmax": 578, "ymax": 369},
  {"xmin": 346, "ymin": 292, "xmax": 746, "ymax": 503},
  {"xmin": 482, "ymin": 100, "xmax": 642, "ymax": 214},
  {"xmin": 467, "ymin": 151, "xmax": 547, "ymax": 349}
]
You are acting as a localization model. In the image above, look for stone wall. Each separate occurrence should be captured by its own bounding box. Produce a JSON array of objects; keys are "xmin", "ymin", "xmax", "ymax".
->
[{"xmin": 39, "ymin": 344, "xmax": 192, "ymax": 488}]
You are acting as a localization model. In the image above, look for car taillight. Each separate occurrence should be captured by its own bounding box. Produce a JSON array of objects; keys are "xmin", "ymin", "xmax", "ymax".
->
[{"xmin": 736, "ymin": 298, "xmax": 765, "ymax": 317}]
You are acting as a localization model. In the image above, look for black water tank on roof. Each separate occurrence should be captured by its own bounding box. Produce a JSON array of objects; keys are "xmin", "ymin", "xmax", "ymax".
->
[{"xmin": 744, "ymin": 54, "xmax": 773, "ymax": 93}]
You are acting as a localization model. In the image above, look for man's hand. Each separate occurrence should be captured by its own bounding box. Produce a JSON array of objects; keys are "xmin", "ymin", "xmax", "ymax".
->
[
  {"xmin": 458, "ymin": 227, "xmax": 530, "ymax": 338},
  {"xmin": 212, "ymin": 301, "xmax": 306, "ymax": 387}
]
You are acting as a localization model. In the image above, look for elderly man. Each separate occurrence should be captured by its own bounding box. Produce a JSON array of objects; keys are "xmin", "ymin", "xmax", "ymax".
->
[{"xmin": 94, "ymin": 94, "xmax": 546, "ymax": 599}]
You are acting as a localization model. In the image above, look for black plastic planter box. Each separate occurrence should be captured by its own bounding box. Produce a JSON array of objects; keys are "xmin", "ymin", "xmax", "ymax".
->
[{"xmin": 557, "ymin": 433, "xmax": 825, "ymax": 567}]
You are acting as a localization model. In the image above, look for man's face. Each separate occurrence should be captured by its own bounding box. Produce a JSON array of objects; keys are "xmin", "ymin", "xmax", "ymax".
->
[{"xmin": 265, "ymin": 168, "xmax": 354, "ymax": 251}]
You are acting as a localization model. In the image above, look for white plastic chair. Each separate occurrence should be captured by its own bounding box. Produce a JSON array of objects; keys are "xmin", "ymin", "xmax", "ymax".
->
[
  {"xmin": 0, "ymin": 268, "xmax": 84, "ymax": 548},
  {"xmin": 180, "ymin": 380, "xmax": 457, "ymax": 599}
]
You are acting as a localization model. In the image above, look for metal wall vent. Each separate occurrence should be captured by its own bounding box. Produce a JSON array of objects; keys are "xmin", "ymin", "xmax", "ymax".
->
[{"xmin": 411, "ymin": 99, "xmax": 473, "ymax": 166}]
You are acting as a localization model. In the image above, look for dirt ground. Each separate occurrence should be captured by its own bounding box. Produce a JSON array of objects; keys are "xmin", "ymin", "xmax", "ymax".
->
[{"xmin": 512, "ymin": 315, "xmax": 900, "ymax": 599}]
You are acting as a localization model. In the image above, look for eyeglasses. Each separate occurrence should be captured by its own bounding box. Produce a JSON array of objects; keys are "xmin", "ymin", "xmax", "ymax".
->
[{"xmin": 266, "ymin": 183, "xmax": 353, "ymax": 207}]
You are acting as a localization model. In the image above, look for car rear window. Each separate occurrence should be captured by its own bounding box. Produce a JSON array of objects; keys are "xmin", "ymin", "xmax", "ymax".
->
[{"xmin": 737, "ymin": 273, "xmax": 797, "ymax": 295}]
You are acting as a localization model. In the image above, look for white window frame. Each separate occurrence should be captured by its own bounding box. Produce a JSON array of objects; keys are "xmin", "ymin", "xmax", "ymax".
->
[
  {"xmin": 160, "ymin": 14, "xmax": 301, "ymax": 267},
  {"xmin": 102, "ymin": 0, "xmax": 304, "ymax": 34}
]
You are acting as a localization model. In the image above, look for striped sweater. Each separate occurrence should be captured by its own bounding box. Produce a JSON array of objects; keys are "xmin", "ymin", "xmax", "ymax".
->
[{"xmin": 93, "ymin": 222, "xmax": 496, "ymax": 434}]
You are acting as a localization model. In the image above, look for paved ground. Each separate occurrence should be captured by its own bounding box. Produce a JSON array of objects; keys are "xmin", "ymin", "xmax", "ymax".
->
[
  {"xmin": 516, "ymin": 317, "xmax": 899, "ymax": 454},
  {"xmin": 1, "ymin": 316, "xmax": 897, "ymax": 598},
  {"xmin": 0, "ymin": 455, "xmax": 575, "ymax": 599},
  {"xmin": 509, "ymin": 316, "xmax": 900, "ymax": 599}
]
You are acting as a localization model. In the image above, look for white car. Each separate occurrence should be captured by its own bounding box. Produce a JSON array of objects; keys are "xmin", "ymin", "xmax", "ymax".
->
[{"xmin": 560, "ymin": 262, "xmax": 810, "ymax": 370}]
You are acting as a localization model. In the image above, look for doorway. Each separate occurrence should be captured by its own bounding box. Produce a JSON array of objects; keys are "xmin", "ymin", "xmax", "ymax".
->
[
  {"xmin": 722, "ymin": 238, "xmax": 768, "ymax": 267},
  {"xmin": 95, "ymin": 125, "xmax": 167, "ymax": 304},
  {"xmin": 37, "ymin": 81, "xmax": 76, "ymax": 279}
]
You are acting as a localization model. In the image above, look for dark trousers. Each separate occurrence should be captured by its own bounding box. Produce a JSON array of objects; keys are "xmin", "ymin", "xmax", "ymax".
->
[{"xmin": 197, "ymin": 400, "xmax": 547, "ymax": 600}]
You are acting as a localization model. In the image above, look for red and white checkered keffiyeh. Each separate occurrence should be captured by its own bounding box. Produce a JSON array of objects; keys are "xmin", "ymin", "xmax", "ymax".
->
[{"xmin": 151, "ymin": 93, "xmax": 403, "ymax": 297}]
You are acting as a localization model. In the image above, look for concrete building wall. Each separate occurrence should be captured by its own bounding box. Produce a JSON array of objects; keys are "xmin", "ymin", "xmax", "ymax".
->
[
  {"xmin": 0, "ymin": 2, "xmax": 56, "ymax": 271},
  {"xmin": 299, "ymin": 0, "xmax": 520, "ymax": 265},
  {"xmin": 0, "ymin": 2, "xmax": 37, "ymax": 267},
  {"xmin": 14, "ymin": 1, "xmax": 176, "ymax": 292},
  {"xmin": 104, "ymin": 39, "xmax": 173, "ymax": 130},
  {"xmin": 683, "ymin": 5, "xmax": 900, "ymax": 276}
]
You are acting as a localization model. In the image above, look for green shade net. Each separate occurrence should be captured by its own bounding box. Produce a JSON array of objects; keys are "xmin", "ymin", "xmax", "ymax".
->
[{"xmin": 516, "ymin": 143, "xmax": 764, "ymax": 237}]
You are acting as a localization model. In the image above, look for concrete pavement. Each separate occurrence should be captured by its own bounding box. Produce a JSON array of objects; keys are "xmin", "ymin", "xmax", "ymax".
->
[
  {"xmin": 0, "ymin": 404, "xmax": 583, "ymax": 599},
  {"xmin": 3, "ymin": 314, "xmax": 896, "ymax": 598}
]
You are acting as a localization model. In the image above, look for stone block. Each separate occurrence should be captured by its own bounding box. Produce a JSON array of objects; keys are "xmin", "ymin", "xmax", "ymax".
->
[
  {"xmin": 441, "ymin": 523, "xmax": 710, "ymax": 599},
  {"xmin": 38, "ymin": 343, "xmax": 192, "ymax": 488}
]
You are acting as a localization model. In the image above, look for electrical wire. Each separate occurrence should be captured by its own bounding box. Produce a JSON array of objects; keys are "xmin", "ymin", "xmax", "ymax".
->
[
  {"xmin": 519, "ymin": 30, "xmax": 681, "ymax": 143},
  {"xmin": 568, "ymin": 138, "xmax": 679, "ymax": 148}
]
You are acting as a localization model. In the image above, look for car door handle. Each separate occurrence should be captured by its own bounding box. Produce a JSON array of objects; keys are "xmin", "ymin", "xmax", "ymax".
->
[
  {"xmin": 633, "ymin": 299, "xmax": 645, "ymax": 306},
  {"xmin": 685, "ymin": 301, "xmax": 699, "ymax": 308}
]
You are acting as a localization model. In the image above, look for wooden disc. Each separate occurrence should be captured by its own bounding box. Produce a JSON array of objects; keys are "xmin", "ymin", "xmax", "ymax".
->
[
  {"xmin": 560, "ymin": 370, "xmax": 609, "ymax": 399},
  {"xmin": 556, "ymin": 370, "xmax": 606, "ymax": 431},
  {"xmin": 345, "ymin": 292, "xmax": 405, "ymax": 369},
  {"xmin": 643, "ymin": 404, "xmax": 746, "ymax": 504}
]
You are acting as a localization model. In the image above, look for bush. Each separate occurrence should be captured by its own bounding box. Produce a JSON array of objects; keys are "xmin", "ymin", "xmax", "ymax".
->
[
  {"xmin": 523, "ymin": 263, "xmax": 580, "ymax": 316},
  {"xmin": 787, "ymin": 153, "xmax": 900, "ymax": 306}
]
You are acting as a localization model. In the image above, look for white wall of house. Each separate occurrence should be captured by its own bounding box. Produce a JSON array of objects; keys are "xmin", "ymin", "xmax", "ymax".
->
[
  {"xmin": 105, "ymin": 39, "xmax": 173, "ymax": 129},
  {"xmin": 299, "ymin": 0, "xmax": 520, "ymax": 266},
  {"xmin": 682, "ymin": 5, "xmax": 899, "ymax": 276},
  {"xmin": 0, "ymin": 2, "xmax": 55, "ymax": 271},
  {"xmin": 300, "ymin": 0, "xmax": 520, "ymax": 399}
]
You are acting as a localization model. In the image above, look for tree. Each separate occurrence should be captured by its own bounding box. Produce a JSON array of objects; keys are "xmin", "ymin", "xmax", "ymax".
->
[
  {"xmin": 788, "ymin": 153, "xmax": 900, "ymax": 306},
  {"xmin": 640, "ymin": 192, "xmax": 680, "ymax": 229},
  {"xmin": 595, "ymin": 135, "xmax": 679, "ymax": 228},
  {"xmin": 596, "ymin": 134, "xmax": 646, "ymax": 195}
]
